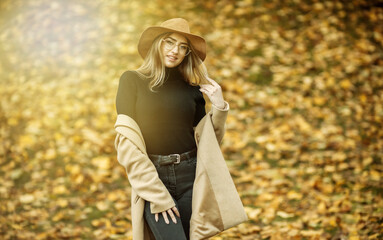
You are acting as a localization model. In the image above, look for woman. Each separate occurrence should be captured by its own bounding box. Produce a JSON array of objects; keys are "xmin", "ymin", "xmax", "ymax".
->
[{"xmin": 115, "ymin": 18, "xmax": 247, "ymax": 240}]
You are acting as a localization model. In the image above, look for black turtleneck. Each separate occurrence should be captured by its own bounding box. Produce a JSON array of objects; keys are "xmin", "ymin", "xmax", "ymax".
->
[{"xmin": 116, "ymin": 67, "xmax": 206, "ymax": 155}]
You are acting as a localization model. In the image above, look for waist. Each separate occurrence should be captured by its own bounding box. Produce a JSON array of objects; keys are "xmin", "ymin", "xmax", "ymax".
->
[
  {"xmin": 148, "ymin": 148, "xmax": 197, "ymax": 166},
  {"xmin": 139, "ymin": 128, "xmax": 197, "ymax": 155}
]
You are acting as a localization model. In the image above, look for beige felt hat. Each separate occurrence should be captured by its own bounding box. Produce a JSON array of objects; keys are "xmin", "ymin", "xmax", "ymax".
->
[{"xmin": 137, "ymin": 18, "xmax": 206, "ymax": 61}]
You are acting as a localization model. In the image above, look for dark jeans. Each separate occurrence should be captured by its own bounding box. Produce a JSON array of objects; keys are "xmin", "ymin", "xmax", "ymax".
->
[{"xmin": 144, "ymin": 155, "xmax": 197, "ymax": 240}]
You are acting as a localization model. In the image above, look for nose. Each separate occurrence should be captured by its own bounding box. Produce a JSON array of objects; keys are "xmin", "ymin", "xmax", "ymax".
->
[{"xmin": 170, "ymin": 44, "xmax": 179, "ymax": 54}]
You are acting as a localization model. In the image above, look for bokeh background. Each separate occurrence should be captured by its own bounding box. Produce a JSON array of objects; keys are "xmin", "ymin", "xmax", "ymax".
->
[{"xmin": 1, "ymin": 0, "xmax": 382, "ymax": 239}]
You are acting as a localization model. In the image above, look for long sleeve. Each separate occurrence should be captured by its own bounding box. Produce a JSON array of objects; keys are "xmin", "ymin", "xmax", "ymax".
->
[
  {"xmin": 116, "ymin": 71, "xmax": 137, "ymax": 120},
  {"xmin": 194, "ymin": 100, "xmax": 229, "ymax": 146},
  {"xmin": 210, "ymin": 101, "xmax": 229, "ymax": 144},
  {"xmin": 115, "ymin": 133, "xmax": 175, "ymax": 213},
  {"xmin": 210, "ymin": 101, "xmax": 229, "ymax": 143}
]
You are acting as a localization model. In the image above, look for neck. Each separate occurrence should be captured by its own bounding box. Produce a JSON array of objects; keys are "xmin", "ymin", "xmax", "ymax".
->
[{"xmin": 165, "ymin": 67, "xmax": 182, "ymax": 81}]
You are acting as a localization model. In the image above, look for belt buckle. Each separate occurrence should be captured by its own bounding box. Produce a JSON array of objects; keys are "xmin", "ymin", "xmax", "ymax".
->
[{"xmin": 169, "ymin": 154, "xmax": 181, "ymax": 164}]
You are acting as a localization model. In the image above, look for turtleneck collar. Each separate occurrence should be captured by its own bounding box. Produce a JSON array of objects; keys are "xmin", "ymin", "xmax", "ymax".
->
[{"xmin": 165, "ymin": 67, "xmax": 183, "ymax": 82}]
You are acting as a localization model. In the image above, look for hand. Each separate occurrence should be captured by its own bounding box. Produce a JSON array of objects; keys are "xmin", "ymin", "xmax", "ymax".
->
[
  {"xmin": 155, "ymin": 206, "xmax": 180, "ymax": 224},
  {"xmin": 199, "ymin": 77, "xmax": 225, "ymax": 109}
]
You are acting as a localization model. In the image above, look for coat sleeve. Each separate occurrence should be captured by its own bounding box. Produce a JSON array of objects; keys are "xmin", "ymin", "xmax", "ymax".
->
[
  {"xmin": 210, "ymin": 101, "xmax": 230, "ymax": 144},
  {"xmin": 115, "ymin": 133, "xmax": 175, "ymax": 213}
]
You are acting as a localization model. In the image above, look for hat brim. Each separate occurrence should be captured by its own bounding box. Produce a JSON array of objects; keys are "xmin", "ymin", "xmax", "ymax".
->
[{"xmin": 137, "ymin": 26, "xmax": 206, "ymax": 61}]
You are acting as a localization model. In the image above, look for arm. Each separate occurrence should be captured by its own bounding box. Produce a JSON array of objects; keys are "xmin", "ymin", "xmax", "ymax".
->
[
  {"xmin": 211, "ymin": 100, "xmax": 229, "ymax": 143},
  {"xmin": 199, "ymin": 77, "xmax": 230, "ymax": 143},
  {"xmin": 115, "ymin": 133, "xmax": 175, "ymax": 213}
]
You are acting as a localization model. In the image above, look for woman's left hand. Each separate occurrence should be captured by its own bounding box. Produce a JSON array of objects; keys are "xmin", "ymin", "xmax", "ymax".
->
[{"xmin": 199, "ymin": 77, "xmax": 226, "ymax": 109}]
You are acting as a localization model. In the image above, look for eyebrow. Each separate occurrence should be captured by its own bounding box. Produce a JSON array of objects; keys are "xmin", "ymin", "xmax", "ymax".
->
[{"xmin": 167, "ymin": 36, "xmax": 188, "ymax": 45}]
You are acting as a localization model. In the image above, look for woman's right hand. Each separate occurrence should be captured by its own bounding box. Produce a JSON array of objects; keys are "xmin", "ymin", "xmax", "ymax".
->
[{"xmin": 155, "ymin": 206, "xmax": 180, "ymax": 224}]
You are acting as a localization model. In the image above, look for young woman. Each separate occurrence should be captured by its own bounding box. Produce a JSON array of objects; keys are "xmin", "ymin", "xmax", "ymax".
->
[{"xmin": 115, "ymin": 18, "xmax": 247, "ymax": 240}]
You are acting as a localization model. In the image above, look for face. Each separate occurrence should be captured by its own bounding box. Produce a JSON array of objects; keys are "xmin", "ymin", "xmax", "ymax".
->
[{"xmin": 160, "ymin": 33, "xmax": 190, "ymax": 68}]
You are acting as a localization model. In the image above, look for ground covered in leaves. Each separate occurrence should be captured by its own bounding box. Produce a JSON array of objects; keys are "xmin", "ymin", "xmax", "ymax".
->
[{"xmin": 0, "ymin": 0, "xmax": 382, "ymax": 239}]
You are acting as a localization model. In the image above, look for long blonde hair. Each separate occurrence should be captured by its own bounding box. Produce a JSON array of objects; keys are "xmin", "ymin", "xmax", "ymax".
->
[{"xmin": 136, "ymin": 32, "xmax": 210, "ymax": 92}]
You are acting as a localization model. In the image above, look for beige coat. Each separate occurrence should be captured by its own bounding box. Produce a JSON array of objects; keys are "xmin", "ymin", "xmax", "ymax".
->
[{"xmin": 114, "ymin": 102, "xmax": 247, "ymax": 240}]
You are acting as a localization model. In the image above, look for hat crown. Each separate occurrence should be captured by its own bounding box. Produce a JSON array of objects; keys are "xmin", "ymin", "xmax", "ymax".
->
[
  {"xmin": 160, "ymin": 18, "xmax": 191, "ymax": 34},
  {"xmin": 138, "ymin": 18, "xmax": 206, "ymax": 61}
]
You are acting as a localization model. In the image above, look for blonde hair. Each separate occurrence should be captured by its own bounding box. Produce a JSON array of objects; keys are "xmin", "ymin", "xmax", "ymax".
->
[{"xmin": 136, "ymin": 32, "xmax": 210, "ymax": 92}]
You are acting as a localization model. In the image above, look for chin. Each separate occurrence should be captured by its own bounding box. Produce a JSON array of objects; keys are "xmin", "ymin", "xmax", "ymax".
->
[{"xmin": 165, "ymin": 62, "xmax": 180, "ymax": 68}]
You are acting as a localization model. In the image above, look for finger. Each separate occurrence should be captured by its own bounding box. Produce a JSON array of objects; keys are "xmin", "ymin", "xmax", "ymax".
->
[
  {"xmin": 167, "ymin": 209, "xmax": 177, "ymax": 224},
  {"xmin": 200, "ymin": 83, "xmax": 216, "ymax": 88},
  {"xmin": 199, "ymin": 88, "xmax": 209, "ymax": 94},
  {"xmin": 201, "ymin": 85, "xmax": 216, "ymax": 92},
  {"xmin": 172, "ymin": 207, "xmax": 180, "ymax": 218},
  {"xmin": 206, "ymin": 77, "xmax": 219, "ymax": 87},
  {"xmin": 200, "ymin": 82, "xmax": 212, "ymax": 86},
  {"xmin": 199, "ymin": 89, "xmax": 211, "ymax": 96},
  {"xmin": 155, "ymin": 213, "xmax": 158, "ymax": 222},
  {"xmin": 205, "ymin": 77, "xmax": 214, "ymax": 84},
  {"xmin": 162, "ymin": 212, "xmax": 169, "ymax": 224},
  {"xmin": 199, "ymin": 84, "xmax": 211, "ymax": 90},
  {"xmin": 205, "ymin": 85, "xmax": 216, "ymax": 90}
]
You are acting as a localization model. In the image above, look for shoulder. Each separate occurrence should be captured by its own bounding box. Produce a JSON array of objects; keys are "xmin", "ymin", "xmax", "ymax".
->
[
  {"xmin": 119, "ymin": 70, "xmax": 150, "ymax": 87},
  {"xmin": 119, "ymin": 70, "xmax": 141, "ymax": 81}
]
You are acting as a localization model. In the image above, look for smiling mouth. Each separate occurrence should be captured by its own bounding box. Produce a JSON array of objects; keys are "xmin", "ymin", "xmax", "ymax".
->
[{"xmin": 167, "ymin": 55, "xmax": 178, "ymax": 61}]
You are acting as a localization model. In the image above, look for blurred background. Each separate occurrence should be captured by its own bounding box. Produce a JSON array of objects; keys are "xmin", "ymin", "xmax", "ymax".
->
[{"xmin": 0, "ymin": 0, "xmax": 382, "ymax": 239}]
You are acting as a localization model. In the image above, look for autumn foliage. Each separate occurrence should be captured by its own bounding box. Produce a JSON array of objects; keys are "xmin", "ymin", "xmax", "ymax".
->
[{"xmin": 0, "ymin": 0, "xmax": 382, "ymax": 239}]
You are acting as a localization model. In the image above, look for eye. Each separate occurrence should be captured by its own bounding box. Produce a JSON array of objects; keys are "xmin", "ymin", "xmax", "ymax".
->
[
  {"xmin": 180, "ymin": 45, "xmax": 189, "ymax": 51},
  {"xmin": 165, "ymin": 39, "xmax": 175, "ymax": 46}
]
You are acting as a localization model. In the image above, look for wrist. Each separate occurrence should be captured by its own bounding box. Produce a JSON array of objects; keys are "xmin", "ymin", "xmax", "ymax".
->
[{"xmin": 213, "ymin": 101, "xmax": 226, "ymax": 110}]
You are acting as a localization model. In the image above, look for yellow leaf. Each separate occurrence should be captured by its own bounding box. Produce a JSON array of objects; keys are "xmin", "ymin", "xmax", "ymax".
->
[
  {"xmin": 107, "ymin": 192, "xmax": 119, "ymax": 202},
  {"xmin": 8, "ymin": 117, "xmax": 19, "ymax": 126},
  {"xmin": 276, "ymin": 211, "xmax": 295, "ymax": 218},
  {"xmin": 317, "ymin": 201, "xmax": 327, "ymax": 214},
  {"xmin": 92, "ymin": 218, "xmax": 111, "ymax": 228},
  {"xmin": 244, "ymin": 207, "xmax": 262, "ymax": 220},
  {"xmin": 332, "ymin": 152, "xmax": 346, "ymax": 162},
  {"xmin": 359, "ymin": 94, "xmax": 367, "ymax": 103},
  {"xmin": 74, "ymin": 175, "xmax": 84, "ymax": 184},
  {"xmin": 44, "ymin": 148, "xmax": 57, "ymax": 160},
  {"xmin": 11, "ymin": 224, "xmax": 23, "ymax": 230},
  {"xmin": 66, "ymin": 164, "xmax": 81, "ymax": 175},
  {"xmin": 74, "ymin": 118, "xmax": 86, "ymax": 128},
  {"xmin": 92, "ymin": 156, "xmax": 110, "ymax": 170},
  {"xmin": 300, "ymin": 230, "xmax": 322, "ymax": 236},
  {"xmin": 287, "ymin": 191, "xmax": 302, "ymax": 200},
  {"xmin": 340, "ymin": 79, "xmax": 353, "ymax": 89},
  {"xmin": 363, "ymin": 157, "xmax": 373, "ymax": 167},
  {"xmin": 57, "ymin": 199, "xmax": 68, "ymax": 208},
  {"xmin": 96, "ymin": 201, "xmax": 109, "ymax": 211},
  {"xmin": 370, "ymin": 170, "xmax": 380, "ymax": 181},
  {"xmin": 53, "ymin": 185, "xmax": 68, "ymax": 195},
  {"xmin": 19, "ymin": 194, "xmax": 35, "ymax": 204},
  {"xmin": 324, "ymin": 165, "xmax": 336, "ymax": 172},
  {"xmin": 19, "ymin": 135, "xmax": 34, "ymax": 147},
  {"xmin": 52, "ymin": 211, "xmax": 64, "ymax": 221},
  {"xmin": 258, "ymin": 192, "xmax": 274, "ymax": 201},
  {"xmin": 328, "ymin": 217, "xmax": 338, "ymax": 227},
  {"xmin": 313, "ymin": 97, "xmax": 326, "ymax": 106},
  {"xmin": 265, "ymin": 143, "xmax": 276, "ymax": 151}
]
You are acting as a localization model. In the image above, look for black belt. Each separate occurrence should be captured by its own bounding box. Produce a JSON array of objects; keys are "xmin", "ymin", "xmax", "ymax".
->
[{"xmin": 148, "ymin": 148, "xmax": 197, "ymax": 166}]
